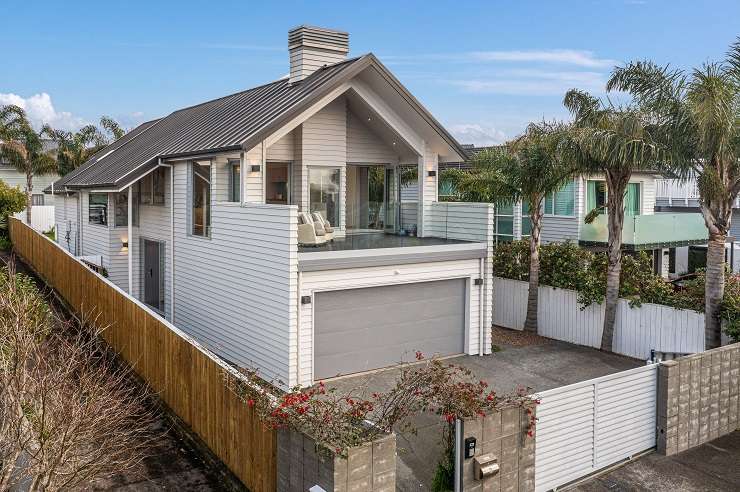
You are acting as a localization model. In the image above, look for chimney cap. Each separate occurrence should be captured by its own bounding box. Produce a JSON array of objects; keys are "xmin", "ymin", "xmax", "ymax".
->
[{"xmin": 288, "ymin": 25, "xmax": 349, "ymax": 54}]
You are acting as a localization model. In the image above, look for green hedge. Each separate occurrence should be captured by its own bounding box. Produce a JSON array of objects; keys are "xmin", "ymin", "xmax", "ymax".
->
[{"xmin": 492, "ymin": 240, "xmax": 739, "ymax": 342}]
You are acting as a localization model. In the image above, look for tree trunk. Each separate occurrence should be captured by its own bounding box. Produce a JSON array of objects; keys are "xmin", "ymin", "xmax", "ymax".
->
[
  {"xmin": 25, "ymin": 173, "xmax": 33, "ymax": 225},
  {"xmin": 705, "ymin": 233, "xmax": 726, "ymax": 348},
  {"xmin": 524, "ymin": 200, "xmax": 543, "ymax": 332},
  {"xmin": 601, "ymin": 172, "xmax": 628, "ymax": 352}
]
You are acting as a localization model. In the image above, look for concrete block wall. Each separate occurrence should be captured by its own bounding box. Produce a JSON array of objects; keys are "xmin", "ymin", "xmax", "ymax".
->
[
  {"xmin": 657, "ymin": 343, "xmax": 739, "ymax": 456},
  {"xmin": 461, "ymin": 405, "xmax": 536, "ymax": 492},
  {"xmin": 277, "ymin": 428, "xmax": 396, "ymax": 491}
]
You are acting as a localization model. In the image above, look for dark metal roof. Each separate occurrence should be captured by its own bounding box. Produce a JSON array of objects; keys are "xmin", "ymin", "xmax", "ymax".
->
[
  {"xmin": 439, "ymin": 145, "xmax": 502, "ymax": 170},
  {"xmin": 49, "ymin": 53, "xmax": 467, "ymax": 190}
]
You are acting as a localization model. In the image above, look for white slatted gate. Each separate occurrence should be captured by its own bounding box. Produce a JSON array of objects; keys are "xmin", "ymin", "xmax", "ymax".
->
[{"xmin": 534, "ymin": 364, "xmax": 658, "ymax": 491}]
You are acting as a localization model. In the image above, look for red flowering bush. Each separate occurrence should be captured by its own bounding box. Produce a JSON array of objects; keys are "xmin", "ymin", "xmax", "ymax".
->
[{"xmin": 226, "ymin": 353, "xmax": 538, "ymax": 455}]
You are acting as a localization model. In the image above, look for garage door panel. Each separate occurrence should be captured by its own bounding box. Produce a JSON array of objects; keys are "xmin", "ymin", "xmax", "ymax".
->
[{"xmin": 314, "ymin": 279, "xmax": 467, "ymax": 380}]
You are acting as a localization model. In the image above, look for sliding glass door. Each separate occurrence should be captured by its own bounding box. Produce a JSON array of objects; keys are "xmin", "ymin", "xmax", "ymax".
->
[
  {"xmin": 308, "ymin": 167, "xmax": 341, "ymax": 228},
  {"xmin": 384, "ymin": 167, "xmax": 399, "ymax": 233}
]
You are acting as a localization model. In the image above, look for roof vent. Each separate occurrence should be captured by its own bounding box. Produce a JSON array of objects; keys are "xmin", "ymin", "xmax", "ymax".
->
[{"xmin": 288, "ymin": 25, "xmax": 349, "ymax": 84}]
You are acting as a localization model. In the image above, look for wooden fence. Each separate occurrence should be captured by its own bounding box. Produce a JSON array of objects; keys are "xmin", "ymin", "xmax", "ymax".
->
[
  {"xmin": 494, "ymin": 276, "xmax": 706, "ymax": 359},
  {"xmin": 9, "ymin": 218, "xmax": 276, "ymax": 491}
]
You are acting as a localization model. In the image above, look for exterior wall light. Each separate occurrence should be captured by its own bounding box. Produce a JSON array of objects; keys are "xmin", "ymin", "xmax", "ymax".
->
[
  {"xmin": 250, "ymin": 165, "xmax": 261, "ymax": 173},
  {"xmin": 428, "ymin": 170, "xmax": 437, "ymax": 177},
  {"xmin": 121, "ymin": 237, "xmax": 129, "ymax": 251}
]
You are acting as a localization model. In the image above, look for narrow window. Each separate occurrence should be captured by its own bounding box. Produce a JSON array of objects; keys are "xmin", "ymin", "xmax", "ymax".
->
[
  {"xmin": 114, "ymin": 190, "xmax": 139, "ymax": 227},
  {"xmin": 228, "ymin": 160, "xmax": 241, "ymax": 202},
  {"xmin": 308, "ymin": 167, "xmax": 340, "ymax": 228},
  {"xmin": 31, "ymin": 194, "xmax": 45, "ymax": 206},
  {"xmin": 140, "ymin": 173, "xmax": 153, "ymax": 204},
  {"xmin": 191, "ymin": 161, "xmax": 211, "ymax": 237},
  {"xmin": 88, "ymin": 193, "xmax": 108, "ymax": 226},
  {"xmin": 153, "ymin": 167, "xmax": 166, "ymax": 205},
  {"xmin": 545, "ymin": 180, "xmax": 576, "ymax": 216}
]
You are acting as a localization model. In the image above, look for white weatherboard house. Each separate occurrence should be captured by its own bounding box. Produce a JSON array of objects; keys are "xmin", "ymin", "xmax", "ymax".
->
[{"xmin": 47, "ymin": 26, "xmax": 494, "ymax": 388}]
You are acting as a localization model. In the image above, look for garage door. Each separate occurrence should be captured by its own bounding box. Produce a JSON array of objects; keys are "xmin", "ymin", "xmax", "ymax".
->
[{"xmin": 314, "ymin": 278, "xmax": 467, "ymax": 380}]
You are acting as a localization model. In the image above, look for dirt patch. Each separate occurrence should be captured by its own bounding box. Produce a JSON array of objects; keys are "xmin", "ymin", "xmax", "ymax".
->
[{"xmin": 491, "ymin": 325, "xmax": 550, "ymax": 348}]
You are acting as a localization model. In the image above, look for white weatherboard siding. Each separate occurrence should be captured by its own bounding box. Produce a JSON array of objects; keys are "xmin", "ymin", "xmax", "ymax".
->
[
  {"xmin": 419, "ymin": 145, "xmax": 439, "ymax": 237},
  {"xmin": 535, "ymin": 364, "xmax": 658, "ymax": 491},
  {"xmin": 427, "ymin": 202, "xmax": 494, "ymax": 355},
  {"xmin": 80, "ymin": 191, "xmax": 114, "ymax": 277},
  {"xmin": 245, "ymin": 145, "xmax": 264, "ymax": 203},
  {"xmin": 346, "ymin": 111, "xmax": 398, "ymax": 164},
  {"xmin": 299, "ymin": 258, "xmax": 483, "ymax": 387},
  {"xmin": 540, "ymin": 216, "xmax": 579, "ymax": 243},
  {"xmin": 54, "ymin": 194, "xmax": 78, "ymax": 254},
  {"xmin": 14, "ymin": 206, "xmax": 55, "ymax": 231},
  {"xmin": 172, "ymin": 163, "xmax": 298, "ymax": 386},
  {"xmin": 0, "ymin": 169, "xmax": 59, "ymax": 196},
  {"xmin": 493, "ymin": 277, "xmax": 705, "ymax": 358},
  {"xmin": 267, "ymin": 131, "xmax": 294, "ymax": 161}
]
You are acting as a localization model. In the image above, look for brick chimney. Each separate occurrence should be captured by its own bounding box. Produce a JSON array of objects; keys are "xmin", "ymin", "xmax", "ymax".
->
[{"xmin": 288, "ymin": 25, "xmax": 349, "ymax": 84}]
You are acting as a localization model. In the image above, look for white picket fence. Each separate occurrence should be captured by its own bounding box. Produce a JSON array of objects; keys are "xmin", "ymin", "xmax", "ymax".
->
[
  {"xmin": 14, "ymin": 206, "xmax": 55, "ymax": 232},
  {"xmin": 494, "ymin": 277, "xmax": 705, "ymax": 359},
  {"xmin": 535, "ymin": 364, "xmax": 658, "ymax": 491}
]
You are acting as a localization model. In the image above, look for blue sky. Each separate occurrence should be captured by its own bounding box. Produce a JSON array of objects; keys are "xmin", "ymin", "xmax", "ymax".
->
[{"xmin": 2, "ymin": 0, "xmax": 739, "ymax": 145}]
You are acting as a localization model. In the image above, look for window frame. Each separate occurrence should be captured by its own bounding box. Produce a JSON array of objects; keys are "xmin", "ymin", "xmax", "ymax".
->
[
  {"xmin": 543, "ymin": 179, "xmax": 576, "ymax": 218},
  {"xmin": 190, "ymin": 160, "xmax": 212, "ymax": 238},
  {"xmin": 114, "ymin": 189, "xmax": 139, "ymax": 228},
  {"xmin": 88, "ymin": 193, "xmax": 108, "ymax": 226},
  {"xmin": 308, "ymin": 166, "xmax": 341, "ymax": 229},
  {"xmin": 228, "ymin": 159, "xmax": 241, "ymax": 203}
]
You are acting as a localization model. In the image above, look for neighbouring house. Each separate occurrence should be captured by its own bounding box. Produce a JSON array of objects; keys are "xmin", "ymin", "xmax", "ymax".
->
[
  {"xmin": 655, "ymin": 175, "xmax": 740, "ymax": 274},
  {"xmin": 441, "ymin": 148, "xmax": 709, "ymax": 275},
  {"xmin": 46, "ymin": 26, "xmax": 495, "ymax": 388},
  {"xmin": 1, "ymin": 139, "xmax": 59, "ymax": 232}
]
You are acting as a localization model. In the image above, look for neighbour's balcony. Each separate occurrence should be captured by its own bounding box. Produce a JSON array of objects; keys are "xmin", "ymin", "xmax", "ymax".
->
[{"xmin": 579, "ymin": 213, "xmax": 708, "ymax": 250}]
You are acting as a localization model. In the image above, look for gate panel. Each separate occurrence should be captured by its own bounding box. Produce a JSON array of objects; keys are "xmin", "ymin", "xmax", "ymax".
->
[{"xmin": 535, "ymin": 364, "xmax": 658, "ymax": 491}]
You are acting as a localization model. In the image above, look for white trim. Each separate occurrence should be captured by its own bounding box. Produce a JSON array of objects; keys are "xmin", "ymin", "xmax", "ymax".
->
[
  {"xmin": 297, "ymin": 242, "xmax": 485, "ymax": 262},
  {"xmin": 127, "ymin": 185, "xmax": 133, "ymax": 294},
  {"xmin": 168, "ymin": 162, "xmax": 175, "ymax": 322}
]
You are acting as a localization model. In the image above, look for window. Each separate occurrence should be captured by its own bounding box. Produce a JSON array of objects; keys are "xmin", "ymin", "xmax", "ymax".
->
[
  {"xmin": 229, "ymin": 160, "xmax": 241, "ymax": 202},
  {"xmin": 544, "ymin": 180, "xmax": 576, "ymax": 216},
  {"xmin": 114, "ymin": 190, "xmax": 139, "ymax": 227},
  {"xmin": 191, "ymin": 161, "xmax": 211, "ymax": 237},
  {"xmin": 266, "ymin": 162, "xmax": 290, "ymax": 205},
  {"xmin": 88, "ymin": 194, "xmax": 108, "ymax": 225},
  {"xmin": 587, "ymin": 180, "xmax": 640, "ymax": 215},
  {"xmin": 139, "ymin": 168, "xmax": 166, "ymax": 205},
  {"xmin": 309, "ymin": 167, "xmax": 340, "ymax": 228},
  {"xmin": 521, "ymin": 201, "xmax": 531, "ymax": 237},
  {"xmin": 494, "ymin": 202, "xmax": 514, "ymax": 244},
  {"xmin": 31, "ymin": 194, "xmax": 44, "ymax": 206}
]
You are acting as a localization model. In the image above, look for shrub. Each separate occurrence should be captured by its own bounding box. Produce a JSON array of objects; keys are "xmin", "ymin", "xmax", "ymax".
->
[{"xmin": 0, "ymin": 179, "xmax": 26, "ymax": 232}]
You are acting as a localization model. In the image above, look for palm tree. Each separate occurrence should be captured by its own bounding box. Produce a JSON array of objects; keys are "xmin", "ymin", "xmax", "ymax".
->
[
  {"xmin": 561, "ymin": 90, "xmax": 667, "ymax": 351},
  {"xmin": 607, "ymin": 39, "xmax": 740, "ymax": 347},
  {"xmin": 44, "ymin": 116, "xmax": 125, "ymax": 176},
  {"xmin": 0, "ymin": 106, "xmax": 57, "ymax": 223},
  {"xmin": 455, "ymin": 122, "xmax": 576, "ymax": 332}
]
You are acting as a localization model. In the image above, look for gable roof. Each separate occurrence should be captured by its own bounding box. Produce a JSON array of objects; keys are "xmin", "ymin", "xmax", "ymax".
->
[{"xmin": 50, "ymin": 54, "xmax": 467, "ymax": 191}]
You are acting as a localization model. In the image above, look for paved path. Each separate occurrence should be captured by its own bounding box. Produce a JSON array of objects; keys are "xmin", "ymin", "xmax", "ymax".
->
[{"xmin": 574, "ymin": 431, "xmax": 740, "ymax": 491}]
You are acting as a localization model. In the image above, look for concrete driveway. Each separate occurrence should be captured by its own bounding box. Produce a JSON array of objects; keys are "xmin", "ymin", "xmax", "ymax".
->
[{"xmin": 325, "ymin": 333, "xmax": 642, "ymax": 491}]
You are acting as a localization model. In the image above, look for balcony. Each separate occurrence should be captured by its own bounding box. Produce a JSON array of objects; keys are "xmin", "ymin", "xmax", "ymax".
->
[{"xmin": 579, "ymin": 213, "xmax": 708, "ymax": 250}]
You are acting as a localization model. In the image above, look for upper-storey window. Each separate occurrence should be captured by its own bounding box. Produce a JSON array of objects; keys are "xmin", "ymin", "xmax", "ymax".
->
[
  {"xmin": 140, "ymin": 167, "xmax": 166, "ymax": 205},
  {"xmin": 88, "ymin": 193, "xmax": 108, "ymax": 226},
  {"xmin": 191, "ymin": 161, "xmax": 211, "ymax": 237},
  {"xmin": 544, "ymin": 180, "xmax": 576, "ymax": 217},
  {"xmin": 114, "ymin": 189, "xmax": 139, "ymax": 227},
  {"xmin": 587, "ymin": 180, "xmax": 640, "ymax": 216}
]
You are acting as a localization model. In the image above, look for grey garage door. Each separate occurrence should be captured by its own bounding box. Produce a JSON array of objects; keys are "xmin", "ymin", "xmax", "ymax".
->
[{"xmin": 314, "ymin": 278, "xmax": 466, "ymax": 380}]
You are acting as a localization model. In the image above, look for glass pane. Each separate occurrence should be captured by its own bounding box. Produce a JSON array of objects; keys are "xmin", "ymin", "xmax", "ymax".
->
[
  {"xmin": 192, "ymin": 161, "xmax": 211, "ymax": 236},
  {"xmin": 88, "ymin": 194, "xmax": 107, "ymax": 225},
  {"xmin": 230, "ymin": 162, "xmax": 241, "ymax": 202},
  {"xmin": 153, "ymin": 168, "xmax": 165, "ymax": 204},
  {"xmin": 496, "ymin": 202, "xmax": 514, "ymax": 215},
  {"xmin": 497, "ymin": 216, "xmax": 514, "ymax": 235},
  {"xmin": 266, "ymin": 163, "xmax": 290, "ymax": 205},
  {"xmin": 309, "ymin": 167, "xmax": 340, "ymax": 228},
  {"xmin": 115, "ymin": 193, "xmax": 127, "ymax": 227},
  {"xmin": 140, "ymin": 174, "xmax": 153, "ymax": 204},
  {"xmin": 544, "ymin": 194, "xmax": 554, "ymax": 214},
  {"xmin": 587, "ymin": 180, "xmax": 607, "ymax": 214},
  {"xmin": 384, "ymin": 167, "xmax": 397, "ymax": 232},
  {"xmin": 554, "ymin": 180, "xmax": 575, "ymax": 216},
  {"xmin": 625, "ymin": 182, "xmax": 640, "ymax": 215}
]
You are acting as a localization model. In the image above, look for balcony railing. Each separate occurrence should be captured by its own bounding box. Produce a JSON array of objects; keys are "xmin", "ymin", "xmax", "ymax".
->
[
  {"xmin": 580, "ymin": 213, "xmax": 708, "ymax": 249},
  {"xmin": 655, "ymin": 178, "xmax": 700, "ymax": 203}
]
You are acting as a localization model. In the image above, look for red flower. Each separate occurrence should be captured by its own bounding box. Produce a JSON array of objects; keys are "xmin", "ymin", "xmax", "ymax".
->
[
  {"xmin": 527, "ymin": 431, "xmax": 533, "ymax": 437},
  {"xmin": 247, "ymin": 399, "xmax": 255, "ymax": 408}
]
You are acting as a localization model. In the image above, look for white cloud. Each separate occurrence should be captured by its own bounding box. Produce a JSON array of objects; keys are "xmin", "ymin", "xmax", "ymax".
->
[
  {"xmin": 447, "ymin": 69, "xmax": 606, "ymax": 96},
  {"xmin": 448, "ymin": 124, "xmax": 507, "ymax": 146},
  {"xmin": 469, "ymin": 49, "xmax": 617, "ymax": 68},
  {"xmin": 0, "ymin": 92, "xmax": 86, "ymax": 130}
]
